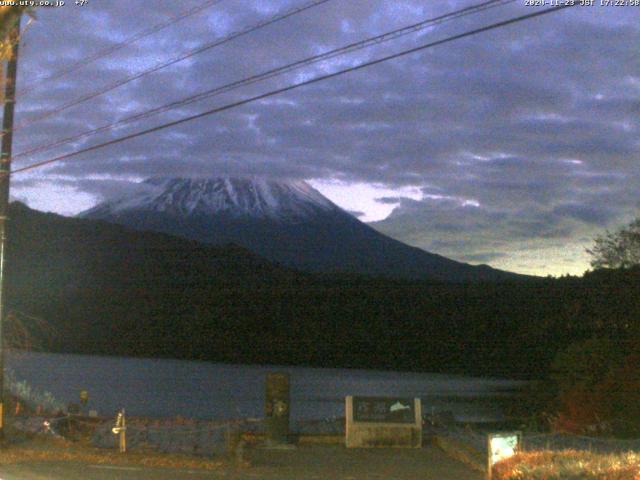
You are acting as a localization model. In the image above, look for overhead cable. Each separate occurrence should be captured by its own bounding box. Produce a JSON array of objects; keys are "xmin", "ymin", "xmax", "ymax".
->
[
  {"xmin": 18, "ymin": 0, "xmax": 227, "ymax": 97},
  {"xmin": 13, "ymin": 0, "xmax": 513, "ymax": 161},
  {"xmin": 10, "ymin": 5, "xmax": 575, "ymax": 176},
  {"xmin": 8, "ymin": 0, "xmax": 335, "ymax": 137}
]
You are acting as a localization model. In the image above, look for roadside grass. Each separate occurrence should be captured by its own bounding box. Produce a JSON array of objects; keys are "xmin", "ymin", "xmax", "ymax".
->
[
  {"xmin": 0, "ymin": 435, "xmax": 225, "ymax": 470},
  {"xmin": 493, "ymin": 450, "xmax": 640, "ymax": 480}
]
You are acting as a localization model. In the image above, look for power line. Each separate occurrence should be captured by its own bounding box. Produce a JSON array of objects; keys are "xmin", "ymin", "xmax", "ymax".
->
[
  {"xmin": 18, "ymin": 0, "xmax": 226, "ymax": 98},
  {"xmin": 13, "ymin": 0, "xmax": 514, "ymax": 161},
  {"xmin": 9, "ymin": 5, "xmax": 575, "ymax": 177},
  {"xmin": 7, "ymin": 0, "xmax": 335, "ymax": 138}
]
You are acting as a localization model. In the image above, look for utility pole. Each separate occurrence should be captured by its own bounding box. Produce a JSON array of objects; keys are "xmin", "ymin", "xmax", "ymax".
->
[{"xmin": 0, "ymin": 11, "xmax": 21, "ymax": 441}]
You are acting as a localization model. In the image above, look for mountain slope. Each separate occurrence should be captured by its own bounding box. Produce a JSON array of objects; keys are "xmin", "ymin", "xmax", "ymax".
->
[
  {"xmin": 5, "ymin": 201, "xmax": 308, "ymax": 359},
  {"xmin": 80, "ymin": 177, "xmax": 523, "ymax": 282}
]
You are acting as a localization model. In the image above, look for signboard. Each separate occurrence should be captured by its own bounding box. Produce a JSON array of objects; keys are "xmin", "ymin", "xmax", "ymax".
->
[
  {"xmin": 265, "ymin": 372, "xmax": 290, "ymax": 446},
  {"xmin": 486, "ymin": 432, "xmax": 521, "ymax": 480},
  {"xmin": 345, "ymin": 396, "xmax": 422, "ymax": 448},
  {"xmin": 353, "ymin": 396, "xmax": 416, "ymax": 424}
]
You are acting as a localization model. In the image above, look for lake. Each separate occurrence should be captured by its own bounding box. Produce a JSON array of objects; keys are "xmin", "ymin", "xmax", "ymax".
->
[{"xmin": 6, "ymin": 350, "xmax": 522, "ymax": 423}]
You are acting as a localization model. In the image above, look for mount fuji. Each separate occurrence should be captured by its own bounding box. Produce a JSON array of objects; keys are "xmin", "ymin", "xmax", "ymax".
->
[{"xmin": 79, "ymin": 176, "xmax": 520, "ymax": 282}]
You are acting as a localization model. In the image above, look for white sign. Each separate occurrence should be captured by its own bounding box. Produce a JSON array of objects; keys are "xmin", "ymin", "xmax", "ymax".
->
[{"xmin": 489, "ymin": 432, "xmax": 520, "ymax": 465}]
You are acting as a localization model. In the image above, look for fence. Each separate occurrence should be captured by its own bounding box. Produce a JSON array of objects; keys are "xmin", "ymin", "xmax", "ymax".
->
[{"xmin": 90, "ymin": 418, "xmax": 255, "ymax": 455}]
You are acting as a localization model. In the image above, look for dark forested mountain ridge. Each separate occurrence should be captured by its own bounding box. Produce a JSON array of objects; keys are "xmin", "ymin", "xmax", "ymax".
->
[{"xmin": 5, "ymin": 201, "xmax": 638, "ymax": 379}]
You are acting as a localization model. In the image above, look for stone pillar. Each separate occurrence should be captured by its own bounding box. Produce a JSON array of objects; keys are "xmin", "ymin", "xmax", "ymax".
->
[{"xmin": 265, "ymin": 372, "xmax": 290, "ymax": 446}]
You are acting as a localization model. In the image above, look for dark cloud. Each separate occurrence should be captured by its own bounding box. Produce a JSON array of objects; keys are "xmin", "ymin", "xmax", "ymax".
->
[
  {"xmin": 374, "ymin": 196, "xmax": 404, "ymax": 205},
  {"xmin": 9, "ymin": 0, "xmax": 639, "ymax": 275},
  {"xmin": 458, "ymin": 252, "xmax": 507, "ymax": 263},
  {"xmin": 370, "ymin": 193, "xmax": 635, "ymax": 275},
  {"xmin": 551, "ymin": 203, "xmax": 615, "ymax": 227}
]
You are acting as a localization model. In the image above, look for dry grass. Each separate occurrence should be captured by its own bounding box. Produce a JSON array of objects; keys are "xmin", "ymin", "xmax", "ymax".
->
[
  {"xmin": 0, "ymin": 436, "xmax": 225, "ymax": 471},
  {"xmin": 493, "ymin": 450, "xmax": 640, "ymax": 480}
]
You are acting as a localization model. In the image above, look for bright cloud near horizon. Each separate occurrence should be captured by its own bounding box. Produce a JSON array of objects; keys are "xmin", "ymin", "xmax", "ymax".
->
[{"xmin": 9, "ymin": 0, "xmax": 640, "ymax": 277}]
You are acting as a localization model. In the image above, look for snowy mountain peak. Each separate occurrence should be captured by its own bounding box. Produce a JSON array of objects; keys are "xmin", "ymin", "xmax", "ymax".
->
[
  {"xmin": 77, "ymin": 176, "xmax": 520, "ymax": 282},
  {"xmin": 81, "ymin": 176, "xmax": 340, "ymax": 221}
]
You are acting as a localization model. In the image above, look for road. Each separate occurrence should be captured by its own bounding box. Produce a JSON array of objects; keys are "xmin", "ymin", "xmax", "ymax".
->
[
  {"xmin": 0, "ymin": 445, "xmax": 482, "ymax": 479},
  {"xmin": 0, "ymin": 462, "xmax": 216, "ymax": 480}
]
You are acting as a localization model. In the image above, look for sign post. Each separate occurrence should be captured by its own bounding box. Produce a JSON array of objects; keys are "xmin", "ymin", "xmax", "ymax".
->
[
  {"xmin": 112, "ymin": 409, "xmax": 127, "ymax": 453},
  {"xmin": 265, "ymin": 372, "xmax": 290, "ymax": 447}
]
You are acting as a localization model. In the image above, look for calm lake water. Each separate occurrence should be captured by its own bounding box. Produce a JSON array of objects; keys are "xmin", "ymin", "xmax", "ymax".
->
[{"xmin": 6, "ymin": 350, "xmax": 522, "ymax": 423}]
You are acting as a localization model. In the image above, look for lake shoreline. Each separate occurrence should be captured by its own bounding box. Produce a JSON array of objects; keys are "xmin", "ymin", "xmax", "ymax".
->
[{"xmin": 7, "ymin": 349, "xmax": 524, "ymax": 424}]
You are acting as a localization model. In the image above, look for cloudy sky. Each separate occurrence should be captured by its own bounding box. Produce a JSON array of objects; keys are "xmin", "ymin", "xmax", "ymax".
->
[{"xmin": 9, "ymin": 0, "xmax": 639, "ymax": 276}]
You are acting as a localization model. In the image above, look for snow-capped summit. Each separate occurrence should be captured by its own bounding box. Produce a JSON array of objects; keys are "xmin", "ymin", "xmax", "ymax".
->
[{"xmin": 81, "ymin": 176, "xmax": 339, "ymax": 222}]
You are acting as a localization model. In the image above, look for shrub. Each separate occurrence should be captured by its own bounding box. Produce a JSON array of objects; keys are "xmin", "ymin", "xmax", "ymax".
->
[
  {"xmin": 493, "ymin": 450, "xmax": 640, "ymax": 480},
  {"xmin": 549, "ymin": 338, "xmax": 634, "ymax": 435}
]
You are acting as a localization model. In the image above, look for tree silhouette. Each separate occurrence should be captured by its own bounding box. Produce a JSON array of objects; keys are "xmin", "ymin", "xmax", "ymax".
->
[{"xmin": 587, "ymin": 217, "xmax": 640, "ymax": 270}]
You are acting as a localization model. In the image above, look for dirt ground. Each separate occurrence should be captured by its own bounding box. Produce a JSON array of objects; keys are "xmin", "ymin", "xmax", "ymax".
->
[
  {"xmin": 0, "ymin": 444, "xmax": 483, "ymax": 480},
  {"xmin": 241, "ymin": 444, "xmax": 483, "ymax": 480}
]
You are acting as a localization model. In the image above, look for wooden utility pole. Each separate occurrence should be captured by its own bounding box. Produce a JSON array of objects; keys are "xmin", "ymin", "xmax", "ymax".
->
[{"xmin": 0, "ymin": 11, "xmax": 21, "ymax": 441}]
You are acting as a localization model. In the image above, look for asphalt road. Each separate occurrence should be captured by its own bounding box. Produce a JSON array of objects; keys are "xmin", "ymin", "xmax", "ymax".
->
[
  {"xmin": 0, "ymin": 445, "xmax": 483, "ymax": 479},
  {"xmin": 0, "ymin": 462, "xmax": 217, "ymax": 480}
]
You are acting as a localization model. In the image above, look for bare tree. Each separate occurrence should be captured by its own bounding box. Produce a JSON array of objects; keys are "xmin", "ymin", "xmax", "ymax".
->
[{"xmin": 5, "ymin": 310, "xmax": 56, "ymax": 350}]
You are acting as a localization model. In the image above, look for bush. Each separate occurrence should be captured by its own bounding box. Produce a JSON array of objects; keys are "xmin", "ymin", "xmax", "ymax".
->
[
  {"xmin": 549, "ymin": 338, "xmax": 640, "ymax": 436},
  {"xmin": 604, "ymin": 354, "xmax": 640, "ymax": 437},
  {"xmin": 493, "ymin": 450, "xmax": 640, "ymax": 480}
]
